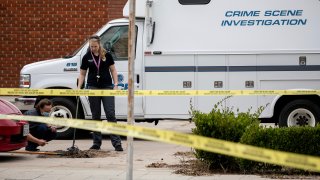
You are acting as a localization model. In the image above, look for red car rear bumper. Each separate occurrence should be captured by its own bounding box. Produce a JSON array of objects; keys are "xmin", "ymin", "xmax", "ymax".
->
[{"xmin": 0, "ymin": 120, "xmax": 28, "ymax": 152}]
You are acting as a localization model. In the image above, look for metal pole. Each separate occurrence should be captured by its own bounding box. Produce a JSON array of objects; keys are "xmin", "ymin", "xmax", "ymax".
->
[{"xmin": 126, "ymin": 0, "xmax": 135, "ymax": 179}]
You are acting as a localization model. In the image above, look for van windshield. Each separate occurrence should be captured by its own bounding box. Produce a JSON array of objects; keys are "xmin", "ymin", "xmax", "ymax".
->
[
  {"xmin": 64, "ymin": 25, "xmax": 136, "ymax": 60},
  {"xmin": 63, "ymin": 39, "xmax": 88, "ymax": 58}
]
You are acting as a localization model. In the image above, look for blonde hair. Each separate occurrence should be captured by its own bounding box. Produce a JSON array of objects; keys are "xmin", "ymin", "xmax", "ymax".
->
[{"xmin": 89, "ymin": 35, "xmax": 107, "ymax": 61}]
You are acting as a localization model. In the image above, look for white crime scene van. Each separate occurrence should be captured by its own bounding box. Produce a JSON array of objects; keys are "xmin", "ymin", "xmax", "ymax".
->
[{"xmin": 18, "ymin": 0, "xmax": 320, "ymax": 137}]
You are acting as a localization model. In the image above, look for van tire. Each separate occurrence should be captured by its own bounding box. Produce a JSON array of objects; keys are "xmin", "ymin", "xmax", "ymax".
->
[
  {"xmin": 49, "ymin": 97, "xmax": 81, "ymax": 139},
  {"xmin": 279, "ymin": 99, "xmax": 320, "ymax": 127}
]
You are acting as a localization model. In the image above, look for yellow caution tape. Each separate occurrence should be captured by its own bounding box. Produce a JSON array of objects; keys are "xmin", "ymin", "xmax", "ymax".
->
[
  {"xmin": 0, "ymin": 114, "xmax": 319, "ymax": 172},
  {"xmin": 0, "ymin": 88, "xmax": 320, "ymax": 96}
]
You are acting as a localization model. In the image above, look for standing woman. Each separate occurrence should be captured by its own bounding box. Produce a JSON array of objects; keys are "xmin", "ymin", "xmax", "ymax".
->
[{"xmin": 78, "ymin": 35, "xmax": 123, "ymax": 151}]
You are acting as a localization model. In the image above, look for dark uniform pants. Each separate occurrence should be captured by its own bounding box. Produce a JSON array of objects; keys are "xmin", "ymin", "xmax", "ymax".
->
[
  {"xmin": 26, "ymin": 124, "xmax": 57, "ymax": 150},
  {"xmin": 88, "ymin": 86, "xmax": 122, "ymax": 148}
]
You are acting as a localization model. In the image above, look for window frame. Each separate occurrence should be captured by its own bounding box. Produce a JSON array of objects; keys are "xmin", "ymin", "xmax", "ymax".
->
[
  {"xmin": 178, "ymin": 0, "xmax": 211, "ymax": 5},
  {"xmin": 100, "ymin": 25, "xmax": 138, "ymax": 61}
]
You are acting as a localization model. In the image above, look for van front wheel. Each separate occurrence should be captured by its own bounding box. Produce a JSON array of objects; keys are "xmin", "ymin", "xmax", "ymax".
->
[
  {"xmin": 49, "ymin": 97, "xmax": 80, "ymax": 138},
  {"xmin": 279, "ymin": 99, "xmax": 320, "ymax": 127}
]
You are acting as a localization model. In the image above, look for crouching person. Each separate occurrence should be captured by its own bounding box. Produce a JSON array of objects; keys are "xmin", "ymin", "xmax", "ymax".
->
[{"xmin": 24, "ymin": 99, "xmax": 57, "ymax": 151}]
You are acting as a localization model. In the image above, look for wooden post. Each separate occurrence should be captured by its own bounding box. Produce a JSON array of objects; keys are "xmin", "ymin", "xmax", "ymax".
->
[{"xmin": 126, "ymin": 0, "xmax": 135, "ymax": 179}]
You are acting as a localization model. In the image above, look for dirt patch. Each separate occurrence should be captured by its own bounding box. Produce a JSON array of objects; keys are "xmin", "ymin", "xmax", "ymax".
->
[
  {"xmin": 168, "ymin": 159, "xmax": 212, "ymax": 176},
  {"xmin": 169, "ymin": 151, "xmax": 211, "ymax": 176},
  {"xmin": 38, "ymin": 149, "xmax": 115, "ymax": 158},
  {"xmin": 146, "ymin": 151, "xmax": 210, "ymax": 176},
  {"xmin": 147, "ymin": 151, "xmax": 320, "ymax": 178},
  {"xmin": 146, "ymin": 162, "xmax": 169, "ymax": 168},
  {"xmin": 173, "ymin": 151, "xmax": 194, "ymax": 158}
]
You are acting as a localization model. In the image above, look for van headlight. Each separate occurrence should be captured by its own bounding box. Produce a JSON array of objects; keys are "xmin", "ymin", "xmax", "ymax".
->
[{"xmin": 19, "ymin": 74, "xmax": 31, "ymax": 88}]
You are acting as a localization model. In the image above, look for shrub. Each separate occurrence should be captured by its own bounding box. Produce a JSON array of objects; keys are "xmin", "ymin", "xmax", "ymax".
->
[
  {"xmin": 191, "ymin": 98, "xmax": 262, "ymax": 171},
  {"xmin": 239, "ymin": 124, "xmax": 320, "ymax": 173}
]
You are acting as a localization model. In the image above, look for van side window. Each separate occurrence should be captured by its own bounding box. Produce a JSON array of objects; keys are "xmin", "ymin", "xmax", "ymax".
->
[
  {"xmin": 179, "ymin": 0, "xmax": 210, "ymax": 5},
  {"xmin": 100, "ymin": 26, "xmax": 138, "ymax": 61}
]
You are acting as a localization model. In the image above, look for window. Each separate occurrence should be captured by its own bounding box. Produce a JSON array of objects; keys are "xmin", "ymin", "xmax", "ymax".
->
[
  {"xmin": 100, "ymin": 26, "xmax": 138, "ymax": 61},
  {"xmin": 179, "ymin": 0, "xmax": 211, "ymax": 5}
]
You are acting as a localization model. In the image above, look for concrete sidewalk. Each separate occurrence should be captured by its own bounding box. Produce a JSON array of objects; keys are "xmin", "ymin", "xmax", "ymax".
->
[
  {"xmin": 0, "ymin": 99, "xmax": 308, "ymax": 180},
  {"xmin": 0, "ymin": 120, "xmax": 274, "ymax": 180},
  {"xmin": 0, "ymin": 139, "xmax": 271, "ymax": 180}
]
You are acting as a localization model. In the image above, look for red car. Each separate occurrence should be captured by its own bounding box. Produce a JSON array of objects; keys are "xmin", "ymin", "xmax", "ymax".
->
[{"xmin": 0, "ymin": 98, "xmax": 29, "ymax": 152}]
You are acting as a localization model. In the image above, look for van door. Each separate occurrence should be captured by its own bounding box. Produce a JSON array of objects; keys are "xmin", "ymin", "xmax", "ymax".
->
[
  {"xmin": 99, "ymin": 23, "xmax": 144, "ymax": 119},
  {"xmin": 144, "ymin": 54, "xmax": 195, "ymax": 119},
  {"xmin": 227, "ymin": 55, "xmax": 258, "ymax": 113},
  {"xmin": 196, "ymin": 55, "xmax": 227, "ymax": 113}
]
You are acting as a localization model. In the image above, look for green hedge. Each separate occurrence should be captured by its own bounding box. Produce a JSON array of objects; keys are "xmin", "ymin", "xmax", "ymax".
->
[
  {"xmin": 191, "ymin": 100, "xmax": 261, "ymax": 170},
  {"xmin": 238, "ymin": 124, "xmax": 320, "ymax": 172},
  {"xmin": 191, "ymin": 99, "xmax": 319, "ymax": 173}
]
